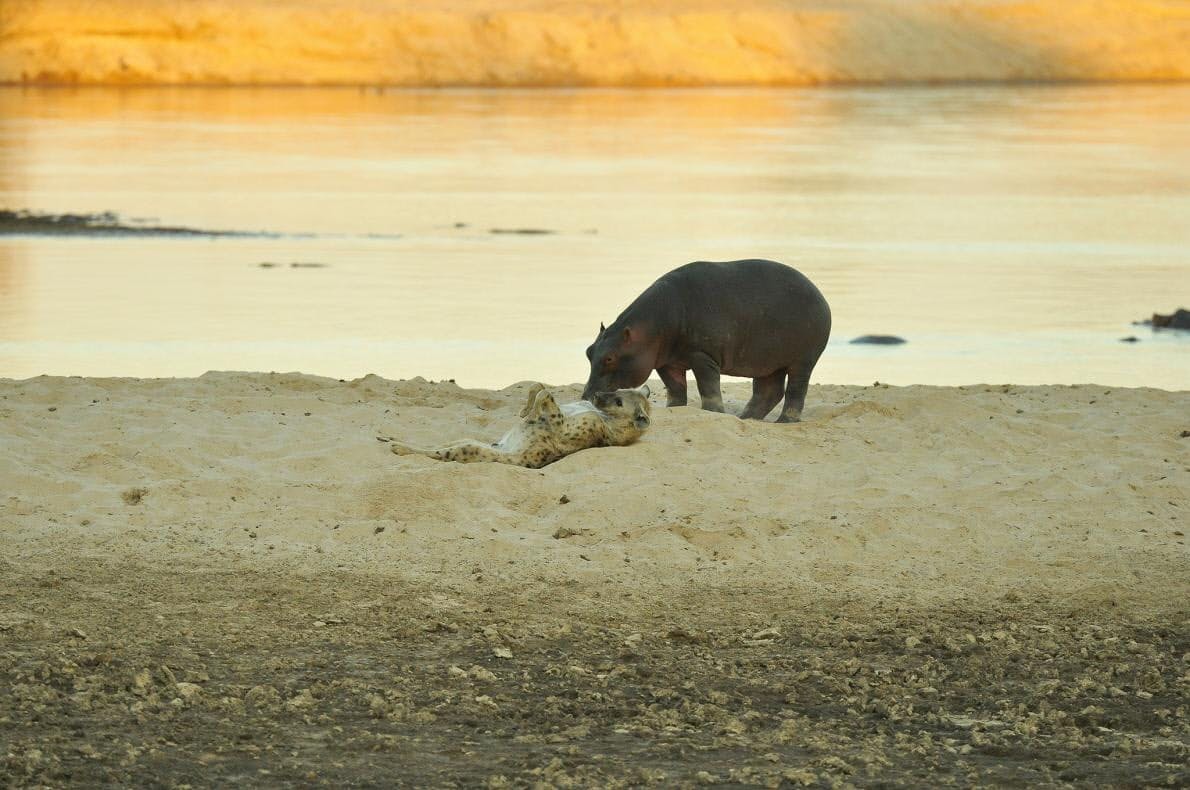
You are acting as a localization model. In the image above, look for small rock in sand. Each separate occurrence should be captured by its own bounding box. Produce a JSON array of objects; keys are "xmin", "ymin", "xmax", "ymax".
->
[
  {"xmin": 174, "ymin": 682, "xmax": 202, "ymax": 701},
  {"xmin": 469, "ymin": 665, "xmax": 497, "ymax": 681},
  {"xmin": 121, "ymin": 487, "xmax": 148, "ymax": 505}
]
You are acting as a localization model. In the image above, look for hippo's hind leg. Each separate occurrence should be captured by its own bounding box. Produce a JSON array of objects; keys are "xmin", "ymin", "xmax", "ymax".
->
[
  {"xmin": 740, "ymin": 370, "xmax": 786, "ymax": 420},
  {"xmin": 776, "ymin": 360, "xmax": 817, "ymax": 423},
  {"xmin": 657, "ymin": 365, "xmax": 688, "ymax": 407}
]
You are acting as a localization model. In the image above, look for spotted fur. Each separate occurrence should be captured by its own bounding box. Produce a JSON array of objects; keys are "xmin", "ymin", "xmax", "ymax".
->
[{"xmin": 388, "ymin": 383, "xmax": 652, "ymax": 469}]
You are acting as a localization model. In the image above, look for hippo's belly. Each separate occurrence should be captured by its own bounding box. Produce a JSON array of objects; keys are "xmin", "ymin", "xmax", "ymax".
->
[{"xmin": 692, "ymin": 305, "xmax": 830, "ymax": 377}]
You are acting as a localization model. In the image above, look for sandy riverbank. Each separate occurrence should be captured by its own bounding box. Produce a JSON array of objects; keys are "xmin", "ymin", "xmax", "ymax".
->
[
  {"xmin": 3, "ymin": 372, "xmax": 1186, "ymax": 607},
  {"xmin": 3, "ymin": 0, "xmax": 1189, "ymax": 86},
  {"xmin": 1, "ymin": 373, "xmax": 1186, "ymax": 785}
]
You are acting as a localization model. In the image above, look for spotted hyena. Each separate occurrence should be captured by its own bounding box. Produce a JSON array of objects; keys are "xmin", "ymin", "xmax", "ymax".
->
[{"xmin": 386, "ymin": 383, "xmax": 652, "ymax": 469}]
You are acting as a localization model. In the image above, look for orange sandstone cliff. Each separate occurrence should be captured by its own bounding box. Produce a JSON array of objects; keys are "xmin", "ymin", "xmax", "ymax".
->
[{"xmin": 2, "ymin": 0, "xmax": 1188, "ymax": 86}]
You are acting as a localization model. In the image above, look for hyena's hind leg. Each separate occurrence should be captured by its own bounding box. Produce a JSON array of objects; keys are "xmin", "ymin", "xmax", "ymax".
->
[
  {"xmin": 519, "ymin": 385, "xmax": 564, "ymax": 429},
  {"xmin": 388, "ymin": 439, "xmax": 433, "ymax": 457},
  {"xmin": 390, "ymin": 439, "xmax": 510, "ymax": 464},
  {"xmin": 518, "ymin": 383, "xmax": 547, "ymax": 418}
]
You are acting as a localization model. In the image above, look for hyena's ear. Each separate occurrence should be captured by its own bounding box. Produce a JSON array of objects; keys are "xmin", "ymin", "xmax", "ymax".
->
[{"xmin": 637, "ymin": 384, "xmax": 651, "ymax": 398}]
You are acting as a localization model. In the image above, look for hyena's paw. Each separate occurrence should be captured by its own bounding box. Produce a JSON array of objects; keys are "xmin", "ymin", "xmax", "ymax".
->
[
  {"xmin": 528, "ymin": 390, "xmax": 564, "ymax": 430},
  {"xmin": 519, "ymin": 383, "xmax": 548, "ymax": 418},
  {"xmin": 389, "ymin": 442, "xmax": 420, "ymax": 456}
]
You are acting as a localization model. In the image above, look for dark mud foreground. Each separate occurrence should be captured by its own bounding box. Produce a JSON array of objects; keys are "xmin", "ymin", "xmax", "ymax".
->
[{"xmin": 1, "ymin": 561, "xmax": 1186, "ymax": 788}]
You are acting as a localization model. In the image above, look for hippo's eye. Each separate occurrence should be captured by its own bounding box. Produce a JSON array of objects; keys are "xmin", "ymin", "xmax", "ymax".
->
[{"xmin": 602, "ymin": 355, "xmax": 614, "ymax": 370}]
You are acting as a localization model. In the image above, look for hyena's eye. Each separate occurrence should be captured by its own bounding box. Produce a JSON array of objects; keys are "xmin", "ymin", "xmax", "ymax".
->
[{"xmin": 614, "ymin": 396, "xmax": 623, "ymax": 407}]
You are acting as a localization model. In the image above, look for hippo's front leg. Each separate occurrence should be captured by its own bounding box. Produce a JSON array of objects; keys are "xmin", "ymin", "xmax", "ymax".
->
[
  {"xmin": 688, "ymin": 352, "xmax": 725, "ymax": 413},
  {"xmin": 656, "ymin": 365, "xmax": 688, "ymax": 407}
]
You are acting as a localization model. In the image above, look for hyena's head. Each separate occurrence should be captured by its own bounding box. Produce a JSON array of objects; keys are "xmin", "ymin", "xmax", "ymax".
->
[{"xmin": 590, "ymin": 385, "xmax": 652, "ymax": 432}]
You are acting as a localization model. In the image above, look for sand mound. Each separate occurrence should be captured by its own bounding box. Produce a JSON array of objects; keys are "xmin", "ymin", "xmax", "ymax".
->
[
  {"xmin": 2, "ymin": 373, "xmax": 1185, "ymax": 611},
  {"xmin": 3, "ymin": 0, "xmax": 1188, "ymax": 86}
]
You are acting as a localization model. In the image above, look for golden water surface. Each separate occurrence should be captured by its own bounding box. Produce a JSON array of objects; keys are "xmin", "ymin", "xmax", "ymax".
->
[{"xmin": 1, "ymin": 86, "xmax": 1188, "ymax": 389}]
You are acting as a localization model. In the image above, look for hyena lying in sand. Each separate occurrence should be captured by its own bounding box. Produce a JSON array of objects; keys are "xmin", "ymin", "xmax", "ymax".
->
[{"xmin": 386, "ymin": 383, "xmax": 652, "ymax": 469}]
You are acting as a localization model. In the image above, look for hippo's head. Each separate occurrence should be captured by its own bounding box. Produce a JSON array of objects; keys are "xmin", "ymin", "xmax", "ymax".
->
[
  {"xmin": 590, "ymin": 385, "xmax": 652, "ymax": 431},
  {"xmin": 582, "ymin": 322, "xmax": 657, "ymax": 400}
]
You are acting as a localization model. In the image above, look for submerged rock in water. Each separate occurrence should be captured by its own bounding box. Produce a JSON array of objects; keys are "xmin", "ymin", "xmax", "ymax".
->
[
  {"xmin": 0, "ymin": 209, "xmax": 275, "ymax": 238},
  {"xmin": 1151, "ymin": 308, "xmax": 1190, "ymax": 330},
  {"xmin": 1119, "ymin": 336, "xmax": 1140, "ymax": 343},
  {"xmin": 850, "ymin": 335, "xmax": 907, "ymax": 345}
]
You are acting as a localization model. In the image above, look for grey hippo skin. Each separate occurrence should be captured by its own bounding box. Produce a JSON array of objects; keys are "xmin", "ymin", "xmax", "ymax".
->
[{"xmin": 582, "ymin": 259, "xmax": 831, "ymax": 423}]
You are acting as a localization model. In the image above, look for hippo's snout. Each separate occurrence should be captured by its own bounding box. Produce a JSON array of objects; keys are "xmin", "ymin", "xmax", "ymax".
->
[{"xmin": 581, "ymin": 376, "xmax": 607, "ymax": 403}]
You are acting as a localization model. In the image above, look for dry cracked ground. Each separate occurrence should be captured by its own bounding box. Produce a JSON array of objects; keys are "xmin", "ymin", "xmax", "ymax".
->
[{"xmin": 1, "ymin": 559, "xmax": 1186, "ymax": 788}]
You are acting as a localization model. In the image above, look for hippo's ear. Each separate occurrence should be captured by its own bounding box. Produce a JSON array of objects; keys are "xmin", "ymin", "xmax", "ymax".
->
[
  {"xmin": 599, "ymin": 322, "xmax": 605, "ymax": 335},
  {"xmin": 638, "ymin": 384, "xmax": 651, "ymax": 398}
]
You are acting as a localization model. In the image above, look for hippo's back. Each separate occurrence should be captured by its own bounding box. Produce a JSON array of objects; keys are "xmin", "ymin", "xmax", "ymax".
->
[{"xmin": 658, "ymin": 259, "xmax": 829, "ymax": 322}]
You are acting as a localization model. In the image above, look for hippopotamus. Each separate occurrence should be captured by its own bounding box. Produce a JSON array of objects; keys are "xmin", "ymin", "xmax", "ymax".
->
[{"xmin": 582, "ymin": 259, "xmax": 831, "ymax": 423}]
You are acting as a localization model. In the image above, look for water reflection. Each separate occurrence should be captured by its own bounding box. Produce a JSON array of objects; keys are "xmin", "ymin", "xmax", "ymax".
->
[
  {"xmin": 0, "ymin": 111, "xmax": 27, "ymax": 333},
  {"xmin": 0, "ymin": 86, "xmax": 1187, "ymax": 388}
]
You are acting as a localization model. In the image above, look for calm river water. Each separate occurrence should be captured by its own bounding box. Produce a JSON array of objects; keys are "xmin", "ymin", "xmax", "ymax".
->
[{"xmin": 1, "ymin": 86, "xmax": 1187, "ymax": 389}]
